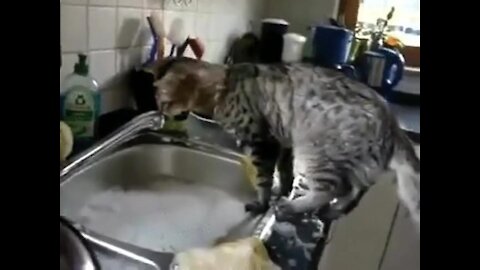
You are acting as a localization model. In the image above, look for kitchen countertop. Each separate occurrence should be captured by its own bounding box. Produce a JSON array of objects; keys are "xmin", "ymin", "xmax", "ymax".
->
[{"xmin": 389, "ymin": 102, "xmax": 420, "ymax": 143}]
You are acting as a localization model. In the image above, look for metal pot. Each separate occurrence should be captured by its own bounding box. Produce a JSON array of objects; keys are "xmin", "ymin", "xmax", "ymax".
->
[{"xmin": 311, "ymin": 24, "xmax": 353, "ymax": 68}]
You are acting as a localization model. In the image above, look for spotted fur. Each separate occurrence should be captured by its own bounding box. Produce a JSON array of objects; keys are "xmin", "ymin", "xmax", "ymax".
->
[{"xmin": 153, "ymin": 58, "xmax": 420, "ymax": 230}]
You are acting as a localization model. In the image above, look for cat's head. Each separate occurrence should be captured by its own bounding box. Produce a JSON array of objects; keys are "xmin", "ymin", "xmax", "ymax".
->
[{"xmin": 152, "ymin": 57, "xmax": 226, "ymax": 117}]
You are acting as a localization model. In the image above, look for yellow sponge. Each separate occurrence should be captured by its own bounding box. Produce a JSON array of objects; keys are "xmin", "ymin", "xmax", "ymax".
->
[
  {"xmin": 174, "ymin": 237, "xmax": 279, "ymax": 270},
  {"xmin": 158, "ymin": 117, "xmax": 187, "ymax": 132},
  {"xmin": 60, "ymin": 121, "xmax": 74, "ymax": 162},
  {"xmin": 240, "ymin": 155, "xmax": 258, "ymax": 189},
  {"xmin": 160, "ymin": 117, "xmax": 187, "ymax": 132}
]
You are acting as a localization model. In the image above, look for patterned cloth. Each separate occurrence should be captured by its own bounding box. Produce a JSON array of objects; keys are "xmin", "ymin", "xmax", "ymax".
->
[{"xmin": 264, "ymin": 214, "xmax": 328, "ymax": 270}]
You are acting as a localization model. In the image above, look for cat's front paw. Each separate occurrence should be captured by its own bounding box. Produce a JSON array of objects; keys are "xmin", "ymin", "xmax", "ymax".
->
[
  {"xmin": 275, "ymin": 197, "xmax": 295, "ymax": 221},
  {"xmin": 245, "ymin": 200, "xmax": 269, "ymax": 214}
]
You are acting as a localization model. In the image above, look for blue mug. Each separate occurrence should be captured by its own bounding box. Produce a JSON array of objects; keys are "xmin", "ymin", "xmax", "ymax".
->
[{"xmin": 312, "ymin": 24, "xmax": 353, "ymax": 68}]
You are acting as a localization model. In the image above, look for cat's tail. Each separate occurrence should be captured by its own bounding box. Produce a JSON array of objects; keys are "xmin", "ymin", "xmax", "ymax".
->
[{"xmin": 389, "ymin": 121, "xmax": 420, "ymax": 231}]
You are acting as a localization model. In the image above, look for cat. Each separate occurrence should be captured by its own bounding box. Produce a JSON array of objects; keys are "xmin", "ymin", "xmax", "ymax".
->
[{"xmin": 152, "ymin": 57, "xmax": 420, "ymax": 229}]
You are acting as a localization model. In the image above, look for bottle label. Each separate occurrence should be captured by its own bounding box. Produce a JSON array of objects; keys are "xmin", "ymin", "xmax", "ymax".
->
[{"xmin": 62, "ymin": 86, "xmax": 96, "ymax": 138}]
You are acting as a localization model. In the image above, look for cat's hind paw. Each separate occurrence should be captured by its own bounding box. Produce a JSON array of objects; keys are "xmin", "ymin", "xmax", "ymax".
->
[{"xmin": 274, "ymin": 197, "xmax": 296, "ymax": 221}]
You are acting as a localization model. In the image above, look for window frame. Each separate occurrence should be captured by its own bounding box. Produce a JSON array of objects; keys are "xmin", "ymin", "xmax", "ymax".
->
[{"xmin": 338, "ymin": 0, "xmax": 420, "ymax": 67}]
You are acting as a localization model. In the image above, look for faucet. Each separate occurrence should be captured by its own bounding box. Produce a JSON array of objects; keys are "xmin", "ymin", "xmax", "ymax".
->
[{"xmin": 61, "ymin": 111, "xmax": 165, "ymax": 180}]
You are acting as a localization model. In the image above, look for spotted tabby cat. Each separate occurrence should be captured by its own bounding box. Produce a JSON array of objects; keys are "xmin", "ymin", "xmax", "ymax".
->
[{"xmin": 152, "ymin": 57, "xmax": 420, "ymax": 229}]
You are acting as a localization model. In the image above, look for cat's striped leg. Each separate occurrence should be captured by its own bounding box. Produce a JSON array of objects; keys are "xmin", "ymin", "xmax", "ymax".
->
[
  {"xmin": 275, "ymin": 178, "xmax": 337, "ymax": 220},
  {"xmin": 275, "ymin": 147, "xmax": 294, "ymax": 197},
  {"xmin": 275, "ymin": 149, "xmax": 339, "ymax": 220},
  {"xmin": 243, "ymin": 139, "xmax": 281, "ymax": 214}
]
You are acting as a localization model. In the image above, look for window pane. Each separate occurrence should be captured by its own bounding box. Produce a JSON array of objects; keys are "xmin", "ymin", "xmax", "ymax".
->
[{"xmin": 357, "ymin": 0, "xmax": 420, "ymax": 47}]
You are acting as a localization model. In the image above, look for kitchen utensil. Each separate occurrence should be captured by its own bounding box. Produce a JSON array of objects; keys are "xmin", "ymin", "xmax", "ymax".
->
[
  {"xmin": 143, "ymin": 11, "xmax": 166, "ymax": 67},
  {"xmin": 167, "ymin": 17, "xmax": 188, "ymax": 57},
  {"xmin": 145, "ymin": 17, "xmax": 159, "ymax": 66},
  {"xmin": 176, "ymin": 38, "xmax": 190, "ymax": 57},
  {"xmin": 312, "ymin": 24, "xmax": 353, "ymax": 68},
  {"xmin": 150, "ymin": 11, "xmax": 167, "ymax": 59},
  {"xmin": 60, "ymin": 216, "xmax": 100, "ymax": 270},
  {"xmin": 282, "ymin": 33, "xmax": 307, "ymax": 63},
  {"xmin": 358, "ymin": 47, "xmax": 405, "ymax": 95},
  {"xmin": 171, "ymin": 37, "xmax": 204, "ymax": 59},
  {"xmin": 360, "ymin": 51, "xmax": 387, "ymax": 88},
  {"xmin": 259, "ymin": 18, "xmax": 289, "ymax": 63},
  {"xmin": 169, "ymin": 45, "xmax": 176, "ymax": 57},
  {"xmin": 348, "ymin": 37, "xmax": 369, "ymax": 64},
  {"xmin": 188, "ymin": 37, "xmax": 205, "ymax": 60}
]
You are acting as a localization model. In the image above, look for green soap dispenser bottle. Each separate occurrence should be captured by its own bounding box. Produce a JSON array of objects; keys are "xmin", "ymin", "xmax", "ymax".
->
[{"xmin": 60, "ymin": 54, "xmax": 101, "ymax": 153}]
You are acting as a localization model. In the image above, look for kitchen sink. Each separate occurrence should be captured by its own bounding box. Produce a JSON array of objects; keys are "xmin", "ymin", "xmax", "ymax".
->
[{"xmin": 60, "ymin": 120, "xmax": 265, "ymax": 269}]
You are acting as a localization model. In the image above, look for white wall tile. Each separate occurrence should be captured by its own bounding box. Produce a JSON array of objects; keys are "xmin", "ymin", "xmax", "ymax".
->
[
  {"xmin": 88, "ymin": 7, "xmax": 117, "ymax": 50},
  {"xmin": 61, "ymin": 5, "xmax": 87, "ymax": 52},
  {"xmin": 163, "ymin": 11, "xmax": 195, "ymax": 43},
  {"xmin": 220, "ymin": 0, "xmax": 242, "ymax": 14},
  {"xmin": 182, "ymin": 12, "xmax": 196, "ymax": 38},
  {"xmin": 204, "ymin": 41, "xmax": 227, "ymax": 63},
  {"xmin": 211, "ymin": 13, "xmax": 232, "ymax": 41},
  {"xmin": 61, "ymin": 0, "xmax": 88, "ymax": 5},
  {"xmin": 61, "ymin": 0, "xmax": 267, "ymax": 110},
  {"xmin": 197, "ymin": 0, "xmax": 214, "ymax": 12},
  {"xmin": 89, "ymin": 50, "xmax": 117, "ymax": 85},
  {"xmin": 116, "ymin": 47, "xmax": 143, "ymax": 73},
  {"xmin": 164, "ymin": 0, "xmax": 197, "ymax": 11},
  {"xmin": 195, "ymin": 13, "xmax": 211, "ymax": 41},
  {"xmin": 212, "ymin": 0, "xmax": 228, "ymax": 13},
  {"xmin": 145, "ymin": 0, "xmax": 163, "ymax": 9},
  {"xmin": 117, "ymin": 8, "xmax": 144, "ymax": 48},
  {"xmin": 183, "ymin": 46, "xmax": 196, "ymax": 59},
  {"xmin": 118, "ymin": 0, "xmax": 144, "ymax": 7},
  {"xmin": 207, "ymin": 14, "xmax": 221, "ymax": 41},
  {"xmin": 89, "ymin": 0, "xmax": 117, "ymax": 6},
  {"xmin": 246, "ymin": 0, "xmax": 266, "ymax": 20}
]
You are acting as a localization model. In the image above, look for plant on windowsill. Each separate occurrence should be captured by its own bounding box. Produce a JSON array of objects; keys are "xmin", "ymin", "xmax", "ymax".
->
[{"xmin": 349, "ymin": 7, "xmax": 406, "ymax": 64}]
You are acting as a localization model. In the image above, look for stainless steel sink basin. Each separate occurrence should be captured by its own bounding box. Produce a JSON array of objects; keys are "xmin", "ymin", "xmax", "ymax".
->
[{"xmin": 60, "ymin": 124, "xmax": 265, "ymax": 269}]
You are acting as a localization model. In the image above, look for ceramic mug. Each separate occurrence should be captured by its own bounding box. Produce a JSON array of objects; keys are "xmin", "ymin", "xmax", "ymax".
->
[{"xmin": 282, "ymin": 33, "xmax": 307, "ymax": 63}]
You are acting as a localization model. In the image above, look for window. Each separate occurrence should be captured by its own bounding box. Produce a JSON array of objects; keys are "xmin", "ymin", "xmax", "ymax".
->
[{"xmin": 339, "ymin": 0, "xmax": 420, "ymax": 67}]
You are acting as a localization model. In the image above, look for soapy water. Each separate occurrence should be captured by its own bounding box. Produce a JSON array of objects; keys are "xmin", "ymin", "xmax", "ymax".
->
[{"xmin": 77, "ymin": 178, "xmax": 255, "ymax": 269}]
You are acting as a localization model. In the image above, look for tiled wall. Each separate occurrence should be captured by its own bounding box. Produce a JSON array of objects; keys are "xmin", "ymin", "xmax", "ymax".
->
[
  {"xmin": 264, "ymin": 0, "xmax": 339, "ymax": 58},
  {"xmin": 60, "ymin": 0, "xmax": 266, "ymax": 113}
]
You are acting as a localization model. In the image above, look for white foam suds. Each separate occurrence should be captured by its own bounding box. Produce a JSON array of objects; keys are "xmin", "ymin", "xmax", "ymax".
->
[{"xmin": 78, "ymin": 179, "xmax": 248, "ymax": 254}]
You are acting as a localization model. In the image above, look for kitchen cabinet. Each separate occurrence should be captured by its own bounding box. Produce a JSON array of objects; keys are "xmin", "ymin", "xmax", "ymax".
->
[{"xmin": 317, "ymin": 154, "xmax": 420, "ymax": 270}]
